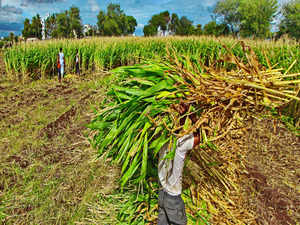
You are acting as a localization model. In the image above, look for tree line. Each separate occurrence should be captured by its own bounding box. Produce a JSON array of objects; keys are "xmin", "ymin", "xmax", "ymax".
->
[
  {"xmin": 143, "ymin": 11, "xmax": 229, "ymax": 37},
  {"xmin": 21, "ymin": 4, "xmax": 137, "ymax": 40},
  {"xmin": 20, "ymin": 0, "xmax": 299, "ymax": 40},
  {"xmin": 143, "ymin": 0, "xmax": 299, "ymax": 40}
]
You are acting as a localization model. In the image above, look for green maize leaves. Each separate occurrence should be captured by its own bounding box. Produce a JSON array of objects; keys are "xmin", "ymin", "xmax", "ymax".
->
[
  {"xmin": 153, "ymin": 135, "xmax": 171, "ymax": 157},
  {"xmin": 112, "ymin": 85, "xmax": 146, "ymax": 96},
  {"xmin": 86, "ymin": 121, "xmax": 111, "ymax": 130},
  {"xmin": 140, "ymin": 133, "xmax": 148, "ymax": 182},
  {"xmin": 123, "ymin": 77, "xmax": 155, "ymax": 86},
  {"xmin": 156, "ymin": 91, "xmax": 177, "ymax": 99},
  {"xmin": 121, "ymin": 134, "xmax": 142, "ymax": 175},
  {"xmin": 99, "ymin": 112, "xmax": 136, "ymax": 152},
  {"xmin": 89, "ymin": 63, "xmax": 193, "ymax": 185},
  {"xmin": 116, "ymin": 134, "xmax": 132, "ymax": 163},
  {"xmin": 121, "ymin": 152, "xmax": 141, "ymax": 187}
]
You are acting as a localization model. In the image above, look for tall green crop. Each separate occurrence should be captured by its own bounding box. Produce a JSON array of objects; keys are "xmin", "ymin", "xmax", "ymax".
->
[{"xmin": 3, "ymin": 36, "xmax": 300, "ymax": 81}]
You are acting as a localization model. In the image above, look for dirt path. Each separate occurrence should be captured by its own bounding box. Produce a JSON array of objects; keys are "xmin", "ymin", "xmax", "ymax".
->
[
  {"xmin": 242, "ymin": 119, "xmax": 300, "ymax": 225},
  {"xmin": 0, "ymin": 74, "xmax": 120, "ymax": 224}
]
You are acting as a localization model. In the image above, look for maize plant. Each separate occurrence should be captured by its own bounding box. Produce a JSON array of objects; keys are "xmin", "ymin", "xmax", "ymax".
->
[{"xmin": 88, "ymin": 42, "xmax": 300, "ymax": 189}]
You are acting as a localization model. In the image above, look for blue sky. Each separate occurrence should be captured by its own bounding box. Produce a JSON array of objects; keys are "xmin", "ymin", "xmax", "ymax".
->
[{"xmin": 0, "ymin": 0, "xmax": 289, "ymax": 37}]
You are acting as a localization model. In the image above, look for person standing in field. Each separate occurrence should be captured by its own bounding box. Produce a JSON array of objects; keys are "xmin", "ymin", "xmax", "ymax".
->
[
  {"xmin": 158, "ymin": 103, "xmax": 200, "ymax": 225},
  {"xmin": 57, "ymin": 47, "xmax": 65, "ymax": 83},
  {"xmin": 75, "ymin": 49, "xmax": 80, "ymax": 75}
]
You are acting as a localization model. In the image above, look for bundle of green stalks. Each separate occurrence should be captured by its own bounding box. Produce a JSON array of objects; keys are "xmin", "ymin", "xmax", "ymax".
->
[{"xmin": 89, "ymin": 42, "xmax": 299, "ymax": 223}]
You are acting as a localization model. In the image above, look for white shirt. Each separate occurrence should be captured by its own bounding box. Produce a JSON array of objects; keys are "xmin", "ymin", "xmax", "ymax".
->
[
  {"xmin": 158, "ymin": 133, "xmax": 194, "ymax": 196},
  {"xmin": 59, "ymin": 52, "xmax": 64, "ymax": 66}
]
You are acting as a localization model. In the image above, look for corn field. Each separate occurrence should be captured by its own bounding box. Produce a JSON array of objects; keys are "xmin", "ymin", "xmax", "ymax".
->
[
  {"xmin": 3, "ymin": 36, "xmax": 299, "ymax": 224},
  {"xmin": 3, "ymin": 36, "xmax": 300, "ymax": 80}
]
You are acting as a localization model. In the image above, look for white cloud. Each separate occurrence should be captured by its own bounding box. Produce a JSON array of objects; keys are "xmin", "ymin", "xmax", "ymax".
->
[
  {"xmin": 2, "ymin": 0, "xmax": 21, "ymax": 6},
  {"xmin": 88, "ymin": 0, "xmax": 100, "ymax": 12},
  {"xmin": 0, "ymin": 3, "xmax": 23, "ymax": 24},
  {"xmin": 0, "ymin": 15, "xmax": 22, "ymax": 24}
]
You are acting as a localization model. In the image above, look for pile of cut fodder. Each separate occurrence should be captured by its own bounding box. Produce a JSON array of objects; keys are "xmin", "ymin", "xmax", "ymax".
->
[{"xmin": 88, "ymin": 42, "xmax": 300, "ymax": 224}]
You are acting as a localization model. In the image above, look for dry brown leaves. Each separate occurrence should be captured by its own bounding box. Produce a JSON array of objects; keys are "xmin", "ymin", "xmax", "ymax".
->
[
  {"xmin": 165, "ymin": 42, "xmax": 300, "ymax": 224},
  {"xmin": 166, "ymin": 41, "xmax": 299, "ymax": 142}
]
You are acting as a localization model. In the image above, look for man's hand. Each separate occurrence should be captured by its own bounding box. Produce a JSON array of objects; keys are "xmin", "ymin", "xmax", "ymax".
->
[
  {"xmin": 175, "ymin": 102, "xmax": 189, "ymax": 115},
  {"xmin": 173, "ymin": 103, "xmax": 200, "ymax": 143},
  {"xmin": 172, "ymin": 103, "xmax": 189, "ymax": 127},
  {"xmin": 189, "ymin": 113, "xmax": 198, "ymax": 124},
  {"xmin": 193, "ymin": 131, "xmax": 201, "ymax": 147},
  {"xmin": 179, "ymin": 103, "xmax": 189, "ymax": 127}
]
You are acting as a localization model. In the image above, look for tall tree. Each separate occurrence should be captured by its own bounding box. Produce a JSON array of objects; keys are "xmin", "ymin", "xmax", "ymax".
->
[
  {"xmin": 107, "ymin": 3, "xmax": 123, "ymax": 18},
  {"xmin": 148, "ymin": 11, "xmax": 170, "ymax": 35},
  {"xmin": 214, "ymin": 0, "xmax": 278, "ymax": 38},
  {"xmin": 31, "ymin": 14, "xmax": 42, "ymax": 39},
  {"xmin": 97, "ymin": 4, "xmax": 137, "ymax": 36},
  {"xmin": 239, "ymin": 0, "xmax": 278, "ymax": 38},
  {"xmin": 169, "ymin": 13, "xmax": 180, "ymax": 34},
  {"xmin": 56, "ymin": 11, "xmax": 70, "ymax": 38},
  {"xmin": 214, "ymin": 0, "xmax": 241, "ymax": 35},
  {"xmin": 22, "ymin": 18, "xmax": 32, "ymax": 39},
  {"xmin": 203, "ymin": 21, "xmax": 219, "ymax": 36},
  {"xmin": 143, "ymin": 24, "xmax": 157, "ymax": 36},
  {"xmin": 107, "ymin": 3, "xmax": 123, "ymax": 36},
  {"xmin": 22, "ymin": 14, "xmax": 42, "ymax": 39},
  {"xmin": 278, "ymin": 0, "xmax": 300, "ymax": 40},
  {"xmin": 175, "ymin": 16, "xmax": 194, "ymax": 35},
  {"xmin": 143, "ymin": 11, "xmax": 194, "ymax": 36},
  {"xmin": 97, "ymin": 11, "xmax": 105, "ymax": 36},
  {"xmin": 69, "ymin": 6, "xmax": 83, "ymax": 38},
  {"xmin": 203, "ymin": 21, "xmax": 229, "ymax": 36},
  {"xmin": 104, "ymin": 18, "xmax": 121, "ymax": 36},
  {"xmin": 45, "ymin": 14, "xmax": 57, "ymax": 38},
  {"xmin": 23, "ymin": 6, "xmax": 83, "ymax": 39},
  {"xmin": 124, "ymin": 16, "xmax": 138, "ymax": 34}
]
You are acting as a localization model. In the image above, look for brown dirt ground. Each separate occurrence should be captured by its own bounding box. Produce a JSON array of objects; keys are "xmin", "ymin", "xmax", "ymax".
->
[
  {"xmin": 242, "ymin": 118, "xmax": 300, "ymax": 225},
  {"xmin": 0, "ymin": 71, "xmax": 120, "ymax": 224}
]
